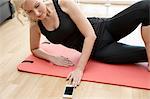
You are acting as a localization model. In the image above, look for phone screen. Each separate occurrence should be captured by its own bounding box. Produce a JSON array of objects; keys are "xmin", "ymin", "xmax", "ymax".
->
[{"xmin": 64, "ymin": 87, "xmax": 74, "ymax": 95}]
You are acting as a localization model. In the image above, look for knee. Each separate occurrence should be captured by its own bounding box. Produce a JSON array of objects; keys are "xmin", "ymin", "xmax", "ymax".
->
[
  {"xmin": 138, "ymin": 0, "xmax": 150, "ymax": 10},
  {"xmin": 142, "ymin": 0, "xmax": 150, "ymax": 4},
  {"xmin": 138, "ymin": 0, "xmax": 150, "ymax": 26}
]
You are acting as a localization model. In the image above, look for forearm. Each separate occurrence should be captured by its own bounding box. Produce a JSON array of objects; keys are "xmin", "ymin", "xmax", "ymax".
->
[
  {"xmin": 145, "ymin": 45, "xmax": 150, "ymax": 64},
  {"xmin": 141, "ymin": 26, "xmax": 150, "ymax": 70},
  {"xmin": 31, "ymin": 48, "xmax": 53, "ymax": 61},
  {"xmin": 76, "ymin": 36, "xmax": 96, "ymax": 71}
]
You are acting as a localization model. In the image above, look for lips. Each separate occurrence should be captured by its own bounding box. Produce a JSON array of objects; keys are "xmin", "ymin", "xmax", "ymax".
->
[{"xmin": 38, "ymin": 13, "xmax": 43, "ymax": 18}]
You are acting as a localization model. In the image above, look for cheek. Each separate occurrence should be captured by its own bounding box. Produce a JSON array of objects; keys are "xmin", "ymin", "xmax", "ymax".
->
[
  {"xmin": 41, "ymin": 5, "xmax": 47, "ymax": 13},
  {"xmin": 28, "ymin": 14, "xmax": 37, "ymax": 20}
]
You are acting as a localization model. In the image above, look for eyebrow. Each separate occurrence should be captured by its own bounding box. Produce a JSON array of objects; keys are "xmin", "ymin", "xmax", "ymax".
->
[
  {"xmin": 34, "ymin": 1, "xmax": 39, "ymax": 7},
  {"xmin": 24, "ymin": 1, "xmax": 39, "ymax": 12}
]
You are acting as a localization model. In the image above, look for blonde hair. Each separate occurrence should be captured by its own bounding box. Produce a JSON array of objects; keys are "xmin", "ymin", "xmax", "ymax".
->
[
  {"xmin": 12, "ymin": 0, "xmax": 26, "ymax": 24},
  {"xmin": 12, "ymin": 0, "xmax": 25, "ymax": 11},
  {"xmin": 12, "ymin": 0, "xmax": 50, "ymax": 25}
]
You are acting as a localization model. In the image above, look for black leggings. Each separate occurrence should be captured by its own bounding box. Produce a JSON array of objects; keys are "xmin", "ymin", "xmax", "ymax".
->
[{"xmin": 92, "ymin": 0, "xmax": 150, "ymax": 64}]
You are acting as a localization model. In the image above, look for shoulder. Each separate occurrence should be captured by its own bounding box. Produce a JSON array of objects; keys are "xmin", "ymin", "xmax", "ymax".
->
[
  {"xmin": 58, "ymin": 0, "xmax": 77, "ymax": 13},
  {"xmin": 30, "ymin": 22, "xmax": 41, "ymax": 34},
  {"xmin": 58, "ymin": 0, "xmax": 75, "ymax": 5}
]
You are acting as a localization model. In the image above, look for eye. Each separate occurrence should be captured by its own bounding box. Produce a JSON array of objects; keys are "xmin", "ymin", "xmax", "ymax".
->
[
  {"xmin": 27, "ymin": 10, "xmax": 32, "ymax": 14},
  {"xmin": 35, "ymin": 3, "xmax": 40, "ymax": 8}
]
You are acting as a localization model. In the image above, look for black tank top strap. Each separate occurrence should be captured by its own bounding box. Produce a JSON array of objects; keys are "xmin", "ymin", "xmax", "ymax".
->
[
  {"xmin": 52, "ymin": 0, "xmax": 60, "ymax": 12},
  {"xmin": 52, "ymin": 0, "xmax": 63, "ymax": 20}
]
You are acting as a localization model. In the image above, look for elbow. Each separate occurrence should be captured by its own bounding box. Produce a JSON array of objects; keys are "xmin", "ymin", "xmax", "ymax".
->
[
  {"xmin": 86, "ymin": 34, "xmax": 97, "ymax": 41},
  {"xmin": 30, "ymin": 47, "xmax": 39, "ymax": 54},
  {"xmin": 90, "ymin": 34, "xmax": 97, "ymax": 41},
  {"xmin": 93, "ymin": 34, "xmax": 97, "ymax": 40},
  {"xmin": 30, "ymin": 49, "xmax": 35, "ymax": 55}
]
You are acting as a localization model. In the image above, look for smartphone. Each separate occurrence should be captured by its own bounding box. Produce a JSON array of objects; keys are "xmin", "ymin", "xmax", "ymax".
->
[{"xmin": 63, "ymin": 84, "xmax": 74, "ymax": 98}]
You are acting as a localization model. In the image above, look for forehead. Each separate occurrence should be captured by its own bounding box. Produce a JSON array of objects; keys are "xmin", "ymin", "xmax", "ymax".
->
[{"xmin": 22, "ymin": 0, "xmax": 38, "ymax": 10}]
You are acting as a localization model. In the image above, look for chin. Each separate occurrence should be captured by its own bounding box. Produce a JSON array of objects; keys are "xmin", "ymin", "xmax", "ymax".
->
[{"xmin": 40, "ymin": 14, "xmax": 47, "ymax": 20}]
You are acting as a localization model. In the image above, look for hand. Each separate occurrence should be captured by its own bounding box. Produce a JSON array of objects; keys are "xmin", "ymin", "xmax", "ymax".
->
[
  {"xmin": 148, "ymin": 64, "xmax": 150, "ymax": 72},
  {"xmin": 49, "ymin": 56, "xmax": 74, "ymax": 67},
  {"xmin": 66, "ymin": 69, "xmax": 83, "ymax": 87}
]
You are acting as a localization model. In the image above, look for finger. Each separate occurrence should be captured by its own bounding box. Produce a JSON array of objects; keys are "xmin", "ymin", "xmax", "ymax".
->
[
  {"xmin": 68, "ymin": 76, "xmax": 74, "ymax": 84},
  {"xmin": 66, "ymin": 60, "xmax": 74, "ymax": 65},
  {"xmin": 77, "ymin": 79, "xmax": 81, "ymax": 86},
  {"xmin": 66, "ymin": 73, "xmax": 71, "ymax": 80},
  {"xmin": 59, "ymin": 59, "xmax": 71, "ymax": 66},
  {"xmin": 62, "ymin": 64, "xmax": 70, "ymax": 67},
  {"xmin": 72, "ymin": 80, "xmax": 76, "ymax": 87},
  {"xmin": 73, "ymin": 80, "xmax": 78, "ymax": 88},
  {"xmin": 68, "ymin": 61, "xmax": 74, "ymax": 66},
  {"xmin": 65, "ymin": 61, "xmax": 72, "ymax": 65},
  {"xmin": 63, "ymin": 59, "xmax": 72, "ymax": 63},
  {"xmin": 63, "ymin": 57, "xmax": 72, "ymax": 63},
  {"xmin": 60, "ymin": 56, "xmax": 69, "ymax": 60},
  {"xmin": 58, "ymin": 57, "xmax": 73, "ymax": 66},
  {"xmin": 52, "ymin": 60, "xmax": 69, "ymax": 67},
  {"xmin": 66, "ymin": 63, "xmax": 74, "ymax": 66},
  {"xmin": 67, "ymin": 60, "xmax": 74, "ymax": 64},
  {"xmin": 76, "ymin": 78, "xmax": 81, "ymax": 87},
  {"xmin": 72, "ymin": 77, "xmax": 78, "ymax": 87},
  {"xmin": 58, "ymin": 61, "xmax": 70, "ymax": 67},
  {"xmin": 63, "ymin": 62, "xmax": 74, "ymax": 67}
]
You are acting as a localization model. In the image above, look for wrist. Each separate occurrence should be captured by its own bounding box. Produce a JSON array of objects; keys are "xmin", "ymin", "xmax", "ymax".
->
[
  {"xmin": 48, "ymin": 55, "xmax": 55, "ymax": 61},
  {"xmin": 76, "ymin": 66, "xmax": 85, "ymax": 72}
]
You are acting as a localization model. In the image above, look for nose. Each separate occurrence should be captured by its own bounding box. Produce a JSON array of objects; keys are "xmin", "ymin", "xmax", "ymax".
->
[{"xmin": 34, "ymin": 9, "xmax": 41, "ymax": 17}]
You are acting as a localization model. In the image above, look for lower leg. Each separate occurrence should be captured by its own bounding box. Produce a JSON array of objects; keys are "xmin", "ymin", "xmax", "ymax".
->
[
  {"xmin": 141, "ymin": 25, "xmax": 150, "ymax": 71},
  {"xmin": 92, "ymin": 42, "xmax": 147, "ymax": 64}
]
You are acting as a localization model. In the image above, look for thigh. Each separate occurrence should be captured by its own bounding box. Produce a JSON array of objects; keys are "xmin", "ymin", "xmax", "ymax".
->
[
  {"xmin": 92, "ymin": 42, "xmax": 148, "ymax": 64},
  {"xmin": 105, "ymin": 0, "xmax": 149, "ymax": 40},
  {"xmin": 92, "ymin": 25, "xmax": 115, "ymax": 54}
]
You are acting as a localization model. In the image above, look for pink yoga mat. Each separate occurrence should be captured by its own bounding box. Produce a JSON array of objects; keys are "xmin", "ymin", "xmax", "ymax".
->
[{"xmin": 18, "ymin": 43, "xmax": 150, "ymax": 90}]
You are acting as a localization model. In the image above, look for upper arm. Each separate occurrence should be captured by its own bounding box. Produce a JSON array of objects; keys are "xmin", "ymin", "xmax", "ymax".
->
[
  {"xmin": 59, "ymin": 0, "xmax": 96, "ymax": 38},
  {"xmin": 30, "ymin": 23, "xmax": 41, "ymax": 51}
]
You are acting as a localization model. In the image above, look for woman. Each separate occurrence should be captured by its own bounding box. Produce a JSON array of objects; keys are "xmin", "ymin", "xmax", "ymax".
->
[{"xmin": 13, "ymin": 0, "xmax": 150, "ymax": 87}]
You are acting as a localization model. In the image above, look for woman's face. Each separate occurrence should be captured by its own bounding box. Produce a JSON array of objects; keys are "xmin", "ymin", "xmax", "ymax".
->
[{"xmin": 22, "ymin": 0, "xmax": 47, "ymax": 20}]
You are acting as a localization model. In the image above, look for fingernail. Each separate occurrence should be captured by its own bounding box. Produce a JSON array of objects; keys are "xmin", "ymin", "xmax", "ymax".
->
[{"xmin": 75, "ymin": 85, "xmax": 77, "ymax": 88}]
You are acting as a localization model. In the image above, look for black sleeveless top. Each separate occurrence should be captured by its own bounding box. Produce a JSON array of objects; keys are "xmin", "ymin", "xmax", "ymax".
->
[{"xmin": 38, "ymin": 0, "xmax": 105, "ymax": 52}]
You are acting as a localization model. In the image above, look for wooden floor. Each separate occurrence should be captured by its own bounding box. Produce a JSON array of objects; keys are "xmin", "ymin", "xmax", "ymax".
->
[{"xmin": 0, "ymin": 3, "xmax": 150, "ymax": 99}]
